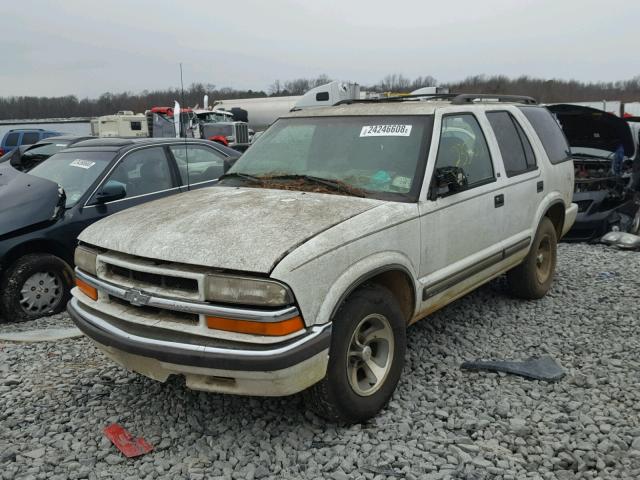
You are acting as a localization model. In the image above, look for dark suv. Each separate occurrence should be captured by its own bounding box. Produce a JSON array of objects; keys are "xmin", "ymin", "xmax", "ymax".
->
[{"xmin": 0, "ymin": 137, "xmax": 240, "ymax": 321}]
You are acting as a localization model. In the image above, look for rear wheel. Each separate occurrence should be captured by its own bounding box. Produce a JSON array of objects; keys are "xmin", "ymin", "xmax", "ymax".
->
[
  {"xmin": 0, "ymin": 254, "xmax": 73, "ymax": 323},
  {"xmin": 305, "ymin": 284, "xmax": 406, "ymax": 423},
  {"xmin": 507, "ymin": 217, "xmax": 557, "ymax": 299}
]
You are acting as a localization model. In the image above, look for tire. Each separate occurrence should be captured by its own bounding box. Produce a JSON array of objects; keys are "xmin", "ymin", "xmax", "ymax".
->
[
  {"xmin": 305, "ymin": 283, "xmax": 406, "ymax": 424},
  {"xmin": 0, "ymin": 254, "xmax": 73, "ymax": 323},
  {"xmin": 507, "ymin": 217, "xmax": 557, "ymax": 300}
]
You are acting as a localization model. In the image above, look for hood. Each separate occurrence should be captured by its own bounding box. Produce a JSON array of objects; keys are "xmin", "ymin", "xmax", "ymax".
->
[
  {"xmin": 547, "ymin": 104, "xmax": 634, "ymax": 157},
  {"xmin": 79, "ymin": 186, "xmax": 383, "ymax": 273},
  {"xmin": 0, "ymin": 164, "xmax": 63, "ymax": 238}
]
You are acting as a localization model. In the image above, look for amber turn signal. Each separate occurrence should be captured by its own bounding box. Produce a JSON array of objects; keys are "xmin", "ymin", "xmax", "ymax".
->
[
  {"xmin": 206, "ymin": 315, "xmax": 304, "ymax": 336},
  {"xmin": 76, "ymin": 277, "xmax": 98, "ymax": 301}
]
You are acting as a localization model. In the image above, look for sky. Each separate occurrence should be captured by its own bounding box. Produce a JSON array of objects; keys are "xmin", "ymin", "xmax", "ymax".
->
[{"xmin": 1, "ymin": 0, "xmax": 638, "ymax": 98}]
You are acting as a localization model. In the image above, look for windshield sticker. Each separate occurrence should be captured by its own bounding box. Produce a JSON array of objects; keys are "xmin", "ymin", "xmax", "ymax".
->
[
  {"xmin": 360, "ymin": 125, "xmax": 412, "ymax": 137},
  {"xmin": 55, "ymin": 144, "xmax": 67, "ymax": 147},
  {"xmin": 69, "ymin": 159, "xmax": 96, "ymax": 169},
  {"xmin": 391, "ymin": 176, "xmax": 412, "ymax": 190}
]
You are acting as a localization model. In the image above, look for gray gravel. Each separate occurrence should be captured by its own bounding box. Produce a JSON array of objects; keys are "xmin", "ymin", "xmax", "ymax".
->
[{"xmin": 1, "ymin": 243, "xmax": 639, "ymax": 479}]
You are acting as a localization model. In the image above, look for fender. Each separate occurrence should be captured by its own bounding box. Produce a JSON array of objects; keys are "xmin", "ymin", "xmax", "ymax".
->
[
  {"xmin": 312, "ymin": 251, "xmax": 418, "ymax": 327},
  {"xmin": 532, "ymin": 192, "xmax": 565, "ymax": 235}
]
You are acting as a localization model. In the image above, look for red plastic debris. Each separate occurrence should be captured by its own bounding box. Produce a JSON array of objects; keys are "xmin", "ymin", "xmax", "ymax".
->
[{"xmin": 103, "ymin": 423, "xmax": 153, "ymax": 458}]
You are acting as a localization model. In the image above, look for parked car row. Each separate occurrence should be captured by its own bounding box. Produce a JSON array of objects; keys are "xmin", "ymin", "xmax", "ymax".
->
[
  {"xmin": 3, "ymin": 91, "xmax": 637, "ymax": 423},
  {"xmin": 0, "ymin": 137, "xmax": 240, "ymax": 321}
]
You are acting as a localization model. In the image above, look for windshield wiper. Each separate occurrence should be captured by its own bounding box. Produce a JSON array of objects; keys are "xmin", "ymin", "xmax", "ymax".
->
[
  {"xmin": 218, "ymin": 172, "xmax": 263, "ymax": 183},
  {"xmin": 262, "ymin": 174, "xmax": 366, "ymax": 197}
]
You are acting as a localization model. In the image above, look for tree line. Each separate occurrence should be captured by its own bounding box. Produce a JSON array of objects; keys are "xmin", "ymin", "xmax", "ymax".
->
[{"xmin": 1, "ymin": 74, "xmax": 640, "ymax": 120}]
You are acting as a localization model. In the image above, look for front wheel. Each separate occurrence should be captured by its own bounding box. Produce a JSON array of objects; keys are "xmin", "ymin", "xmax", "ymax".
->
[
  {"xmin": 507, "ymin": 217, "xmax": 558, "ymax": 300},
  {"xmin": 305, "ymin": 284, "xmax": 406, "ymax": 423},
  {"xmin": 0, "ymin": 254, "xmax": 73, "ymax": 322}
]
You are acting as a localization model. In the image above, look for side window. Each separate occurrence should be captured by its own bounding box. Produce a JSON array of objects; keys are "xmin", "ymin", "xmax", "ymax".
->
[
  {"xmin": 4, "ymin": 133, "xmax": 20, "ymax": 147},
  {"xmin": 21, "ymin": 132, "xmax": 40, "ymax": 145},
  {"xmin": 434, "ymin": 114, "xmax": 494, "ymax": 189},
  {"xmin": 105, "ymin": 147, "xmax": 174, "ymax": 199},
  {"xmin": 170, "ymin": 145, "xmax": 227, "ymax": 184},
  {"xmin": 518, "ymin": 106, "xmax": 571, "ymax": 164},
  {"xmin": 486, "ymin": 111, "xmax": 537, "ymax": 176}
]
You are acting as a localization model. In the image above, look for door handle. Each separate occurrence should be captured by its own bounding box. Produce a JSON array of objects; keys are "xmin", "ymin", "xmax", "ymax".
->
[
  {"xmin": 537, "ymin": 180, "xmax": 544, "ymax": 193},
  {"xmin": 494, "ymin": 194, "xmax": 504, "ymax": 208}
]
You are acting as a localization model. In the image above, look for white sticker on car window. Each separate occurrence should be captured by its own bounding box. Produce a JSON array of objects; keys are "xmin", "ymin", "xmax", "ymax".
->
[
  {"xmin": 69, "ymin": 159, "xmax": 95, "ymax": 169},
  {"xmin": 360, "ymin": 125, "xmax": 412, "ymax": 137},
  {"xmin": 55, "ymin": 144, "xmax": 67, "ymax": 147},
  {"xmin": 391, "ymin": 176, "xmax": 412, "ymax": 190}
]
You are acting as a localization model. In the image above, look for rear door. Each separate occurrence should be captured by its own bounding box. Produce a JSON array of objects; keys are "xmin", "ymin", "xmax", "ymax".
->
[
  {"xmin": 168, "ymin": 144, "xmax": 229, "ymax": 189},
  {"xmin": 484, "ymin": 108, "xmax": 541, "ymax": 246}
]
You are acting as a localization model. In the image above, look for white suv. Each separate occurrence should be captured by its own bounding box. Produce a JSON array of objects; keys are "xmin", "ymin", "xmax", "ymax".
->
[{"xmin": 68, "ymin": 94, "xmax": 578, "ymax": 423}]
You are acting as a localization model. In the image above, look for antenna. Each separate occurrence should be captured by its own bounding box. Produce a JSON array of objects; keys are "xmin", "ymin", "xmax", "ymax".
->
[{"xmin": 180, "ymin": 63, "xmax": 190, "ymax": 189}]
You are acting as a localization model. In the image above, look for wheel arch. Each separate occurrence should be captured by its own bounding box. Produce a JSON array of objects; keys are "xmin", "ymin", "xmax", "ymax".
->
[
  {"xmin": 1, "ymin": 239, "xmax": 73, "ymax": 273},
  {"xmin": 542, "ymin": 200, "xmax": 566, "ymax": 239},
  {"xmin": 330, "ymin": 264, "xmax": 417, "ymax": 325}
]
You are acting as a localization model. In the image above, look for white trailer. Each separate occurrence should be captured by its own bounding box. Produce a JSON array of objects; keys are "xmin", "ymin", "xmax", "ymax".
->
[
  {"xmin": 90, "ymin": 111, "xmax": 149, "ymax": 138},
  {"xmin": 213, "ymin": 81, "xmax": 360, "ymax": 132}
]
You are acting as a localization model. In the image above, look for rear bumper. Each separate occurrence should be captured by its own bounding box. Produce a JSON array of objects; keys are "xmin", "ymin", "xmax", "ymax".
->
[{"xmin": 68, "ymin": 297, "xmax": 331, "ymax": 396}]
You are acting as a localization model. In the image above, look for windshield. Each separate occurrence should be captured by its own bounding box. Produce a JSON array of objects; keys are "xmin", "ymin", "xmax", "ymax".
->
[
  {"xmin": 221, "ymin": 115, "xmax": 432, "ymax": 201},
  {"xmin": 23, "ymin": 142, "xmax": 68, "ymax": 158},
  {"xmin": 28, "ymin": 151, "xmax": 115, "ymax": 207},
  {"xmin": 198, "ymin": 112, "xmax": 233, "ymax": 123}
]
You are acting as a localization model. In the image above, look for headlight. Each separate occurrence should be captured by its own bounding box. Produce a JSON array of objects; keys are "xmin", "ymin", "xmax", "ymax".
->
[
  {"xmin": 204, "ymin": 274, "xmax": 293, "ymax": 306},
  {"xmin": 74, "ymin": 245, "xmax": 98, "ymax": 276}
]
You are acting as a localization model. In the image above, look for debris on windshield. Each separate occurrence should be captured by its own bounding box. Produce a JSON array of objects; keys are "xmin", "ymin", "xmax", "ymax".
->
[
  {"xmin": 103, "ymin": 423, "xmax": 153, "ymax": 458},
  {"xmin": 461, "ymin": 355, "xmax": 565, "ymax": 382}
]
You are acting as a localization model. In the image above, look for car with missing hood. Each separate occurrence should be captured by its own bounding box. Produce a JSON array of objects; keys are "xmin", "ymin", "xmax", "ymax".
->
[
  {"xmin": 547, "ymin": 104, "xmax": 640, "ymax": 240},
  {"xmin": 68, "ymin": 94, "xmax": 577, "ymax": 423},
  {"xmin": 0, "ymin": 138, "xmax": 240, "ymax": 322},
  {"xmin": 0, "ymin": 135, "xmax": 95, "ymax": 171}
]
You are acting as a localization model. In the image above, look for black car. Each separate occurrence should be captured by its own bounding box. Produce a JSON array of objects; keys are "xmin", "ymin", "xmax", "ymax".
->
[
  {"xmin": 0, "ymin": 137, "xmax": 240, "ymax": 321},
  {"xmin": 0, "ymin": 135, "xmax": 95, "ymax": 172},
  {"xmin": 547, "ymin": 104, "xmax": 640, "ymax": 241}
]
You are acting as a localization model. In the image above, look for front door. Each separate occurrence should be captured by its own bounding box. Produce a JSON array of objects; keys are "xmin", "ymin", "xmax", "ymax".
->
[
  {"xmin": 83, "ymin": 146, "xmax": 181, "ymax": 220},
  {"xmin": 418, "ymin": 111, "xmax": 506, "ymax": 306}
]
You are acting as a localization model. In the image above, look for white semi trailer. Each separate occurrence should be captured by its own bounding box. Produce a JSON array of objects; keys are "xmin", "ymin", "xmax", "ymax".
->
[{"xmin": 213, "ymin": 81, "xmax": 361, "ymax": 132}]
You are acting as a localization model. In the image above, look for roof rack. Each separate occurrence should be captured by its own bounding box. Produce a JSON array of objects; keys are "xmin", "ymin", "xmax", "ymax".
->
[
  {"xmin": 333, "ymin": 93, "xmax": 537, "ymax": 106},
  {"xmin": 451, "ymin": 94, "xmax": 537, "ymax": 105},
  {"xmin": 333, "ymin": 93, "xmax": 458, "ymax": 106}
]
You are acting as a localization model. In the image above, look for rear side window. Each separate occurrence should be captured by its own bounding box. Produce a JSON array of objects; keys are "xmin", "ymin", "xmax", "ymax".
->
[
  {"xmin": 487, "ymin": 111, "xmax": 537, "ymax": 176},
  {"xmin": 519, "ymin": 107, "xmax": 571, "ymax": 164},
  {"xmin": 21, "ymin": 132, "xmax": 40, "ymax": 145},
  {"xmin": 4, "ymin": 133, "xmax": 19, "ymax": 147}
]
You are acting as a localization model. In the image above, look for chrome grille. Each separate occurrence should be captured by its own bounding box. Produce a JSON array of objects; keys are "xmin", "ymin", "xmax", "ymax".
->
[
  {"xmin": 106, "ymin": 263, "xmax": 198, "ymax": 295},
  {"xmin": 235, "ymin": 123, "xmax": 249, "ymax": 144}
]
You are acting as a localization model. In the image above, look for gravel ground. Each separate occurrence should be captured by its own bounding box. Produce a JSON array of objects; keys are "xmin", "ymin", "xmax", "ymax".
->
[{"xmin": 0, "ymin": 243, "xmax": 638, "ymax": 480}]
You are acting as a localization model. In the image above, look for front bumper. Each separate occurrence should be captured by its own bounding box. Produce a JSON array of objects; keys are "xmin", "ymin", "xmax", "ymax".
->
[{"xmin": 68, "ymin": 297, "xmax": 331, "ymax": 396}]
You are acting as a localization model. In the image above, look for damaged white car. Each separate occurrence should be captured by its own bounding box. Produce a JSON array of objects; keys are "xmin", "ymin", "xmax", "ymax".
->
[{"xmin": 68, "ymin": 94, "xmax": 577, "ymax": 422}]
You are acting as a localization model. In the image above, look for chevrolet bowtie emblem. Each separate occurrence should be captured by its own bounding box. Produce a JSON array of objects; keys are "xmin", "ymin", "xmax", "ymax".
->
[{"xmin": 124, "ymin": 288, "xmax": 151, "ymax": 307}]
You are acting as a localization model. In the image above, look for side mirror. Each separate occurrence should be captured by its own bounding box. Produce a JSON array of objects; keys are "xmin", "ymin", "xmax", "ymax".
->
[
  {"xmin": 95, "ymin": 180, "xmax": 126, "ymax": 203},
  {"xmin": 429, "ymin": 166, "xmax": 468, "ymax": 200}
]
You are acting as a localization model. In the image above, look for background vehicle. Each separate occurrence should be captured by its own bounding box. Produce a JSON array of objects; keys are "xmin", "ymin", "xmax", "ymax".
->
[
  {"xmin": 68, "ymin": 93, "xmax": 577, "ymax": 423},
  {"xmin": 0, "ymin": 128, "xmax": 62, "ymax": 156},
  {"xmin": 548, "ymin": 104, "xmax": 640, "ymax": 240},
  {"xmin": 0, "ymin": 138, "xmax": 240, "ymax": 322},
  {"xmin": 90, "ymin": 111, "xmax": 149, "ymax": 138},
  {"xmin": 0, "ymin": 135, "xmax": 94, "ymax": 171},
  {"xmin": 146, "ymin": 106, "xmax": 251, "ymax": 151}
]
